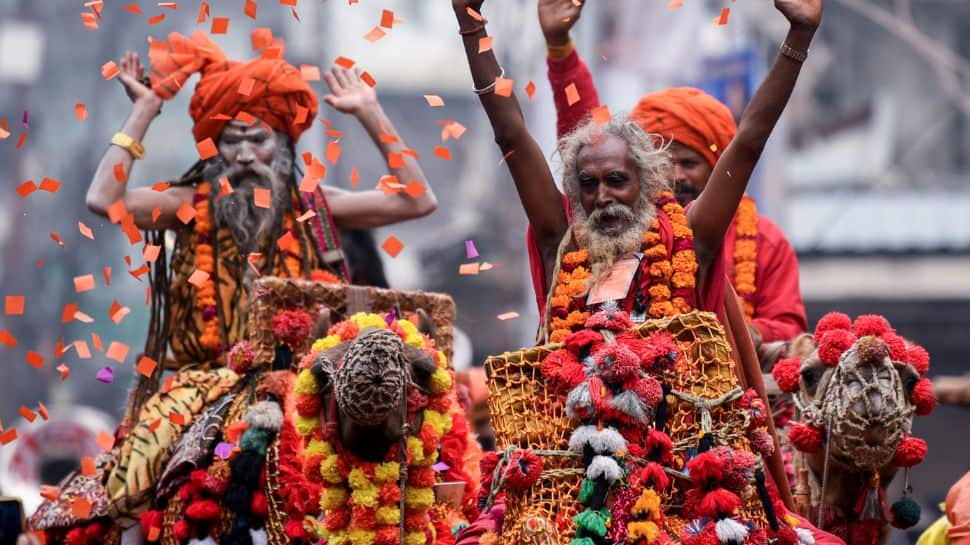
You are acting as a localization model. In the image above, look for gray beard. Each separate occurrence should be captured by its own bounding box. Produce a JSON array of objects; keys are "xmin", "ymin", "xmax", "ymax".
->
[
  {"xmin": 211, "ymin": 162, "xmax": 290, "ymax": 255},
  {"xmin": 573, "ymin": 197, "xmax": 655, "ymax": 285}
]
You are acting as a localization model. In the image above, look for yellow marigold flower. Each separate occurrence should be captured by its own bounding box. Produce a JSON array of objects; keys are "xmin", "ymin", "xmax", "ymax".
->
[
  {"xmin": 405, "ymin": 334, "xmax": 426, "ymax": 349},
  {"xmin": 295, "ymin": 415, "xmax": 320, "ymax": 437},
  {"xmin": 351, "ymin": 484, "xmax": 380, "ymax": 508},
  {"xmin": 321, "ymin": 454, "xmax": 343, "ymax": 484},
  {"xmin": 397, "ymin": 319, "xmax": 419, "ymax": 337},
  {"xmin": 348, "ymin": 468, "xmax": 371, "ymax": 490},
  {"xmin": 295, "ymin": 369, "xmax": 321, "ymax": 395},
  {"xmin": 407, "ymin": 436, "xmax": 426, "ymax": 465},
  {"xmin": 350, "ymin": 312, "xmax": 387, "ymax": 330},
  {"xmin": 423, "ymin": 410, "xmax": 453, "ymax": 437},
  {"xmin": 405, "ymin": 531, "xmax": 427, "ymax": 545},
  {"xmin": 374, "ymin": 462, "xmax": 400, "ymax": 484},
  {"xmin": 321, "ymin": 487, "xmax": 349, "ymax": 510},
  {"xmin": 329, "ymin": 530, "xmax": 350, "ymax": 545},
  {"xmin": 404, "ymin": 487, "xmax": 435, "ymax": 510},
  {"xmin": 312, "ymin": 335, "xmax": 342, "ymax": 352},
  {"xmin": 376, "ymin": 506, "xmax": 401, "ymax": 525},
  {"xmin": 429, "ymin": 369, "xmax": 453, "ymax": 394},
  {"xmin": 306, "ymin": 439, "xmax": 334, "ymax": 458},
  {"xmin": 349, "ymin": 529, "xmax": 376, "ymax": 545},
  {"xmin": 436, "ymin": 350, "xmax": 448, "ymax": 369}
]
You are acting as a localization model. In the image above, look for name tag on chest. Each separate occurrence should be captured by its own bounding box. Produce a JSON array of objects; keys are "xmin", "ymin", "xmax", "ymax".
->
[{"xmin": 586, "ymin": 255, "xmax": 642, "ymax": 306}]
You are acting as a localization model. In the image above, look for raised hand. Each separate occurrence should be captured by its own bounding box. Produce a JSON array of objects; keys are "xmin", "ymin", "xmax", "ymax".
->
[
  {"xmin": 118, "ymin": 51, "xmax": 160, "ymax": 107},
  {"xmin": 775, "ymin": 0, "xmax": 823, "ymax": 31},
  {"xmin": 452, "ymin": 0, "xmax": 484, "ymax": 15},
  {"xmin": 323, "ymin": 66, "xmax": 379, "ymax": 117},
  {"xmin": 538, "ymin": 0, "xmax": 585, "ymax": 46}
]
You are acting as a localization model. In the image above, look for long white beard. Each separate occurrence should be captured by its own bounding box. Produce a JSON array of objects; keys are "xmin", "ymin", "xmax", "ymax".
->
[
  {"xmin": 212, "ymin": 162, "xmax": 289, "ymax": 254},
  {"xmin": 573, "ymin": 199, "xmax": 654, "ymax": 285}
]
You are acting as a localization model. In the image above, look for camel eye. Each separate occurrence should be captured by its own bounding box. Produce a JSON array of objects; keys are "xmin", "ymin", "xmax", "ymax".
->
[
  {"xmin": 801, "ymin": 368, "xmax": 820, "ymax": 392},
  {"xmin": 904, "ymin": 373, "xmax": 918, "ymax": 395}
]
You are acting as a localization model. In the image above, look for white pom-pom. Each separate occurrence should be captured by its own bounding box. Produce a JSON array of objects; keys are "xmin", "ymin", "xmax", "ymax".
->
[
  {"xmin": 715, "ymin": 518, "xmax": 749, "ymax": 545},
  {"xmin": 610, "ymin": 390, "xmax": 650, "ymax": 424},
  {"xmin": 187, "ymin": 538, "xmax": 218, "ymax": 545},
  {"xmin": 795, "ymin": 527, "xmax": 815, "ymax": 545},
  {"xmin": 566, "ymin": 382, "xmax": 594, "ymax": 419},
  {"xmin": 251, "ymin": 527, "xmax": 269, "ymax": 545},
  {"xmin": 589, "ymin": 427, "xmax": 627, "ymax": 455},
  {"xmin": 569, "ymin": 425, "xmax": 599, "ymax": 453},
  {"xmin": 244, "ymin": 400, "xmax": 284, "ymax": 431},
  {"xmin": 586, "ymin": 454, "xmax": 622, "ymax": 483}
]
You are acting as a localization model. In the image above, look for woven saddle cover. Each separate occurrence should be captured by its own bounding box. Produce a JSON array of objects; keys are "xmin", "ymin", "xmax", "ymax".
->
[{"xmin": 485, "ymin": 311, "xmax": 769, "ymax": 545}]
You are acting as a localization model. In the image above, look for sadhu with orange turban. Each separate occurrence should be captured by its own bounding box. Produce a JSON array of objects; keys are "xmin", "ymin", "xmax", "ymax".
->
[{"xmin": 148, "ymin": 28, "xmax": 317, "ymax": 144}]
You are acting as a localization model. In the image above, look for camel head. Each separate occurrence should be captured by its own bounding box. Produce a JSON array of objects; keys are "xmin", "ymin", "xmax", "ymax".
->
[{"xmin": 772, "ymin": 313, "xmax": 935, "ymax": 472}]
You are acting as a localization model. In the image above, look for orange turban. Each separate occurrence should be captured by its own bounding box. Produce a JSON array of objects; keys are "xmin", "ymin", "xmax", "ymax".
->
[
  {"xmin": 630, "ymin": 87, "xmax": 737, "ymax": 168},
  {"xmin": 149, "ymin": 29, "xmax": 317, "ymax": 145}
]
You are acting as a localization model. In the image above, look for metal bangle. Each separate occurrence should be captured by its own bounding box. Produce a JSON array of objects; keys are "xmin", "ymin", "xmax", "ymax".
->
[
  {"xmin": 780, "ymin": 43, "xmax": 808, "ymax": 63},
  {"xmin": 473, "ymin": 66, "xmax": 505, "ymax": 96}
]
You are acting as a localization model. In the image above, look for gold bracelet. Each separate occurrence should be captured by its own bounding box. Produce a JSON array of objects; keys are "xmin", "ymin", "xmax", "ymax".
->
[
  {"xmin": 547, "ymin": 39, "xmax": 575, "ymax": 60},
  {"xmin": 111, "ymin": 132, "xmax": 146, "ymax": 159},
  {"xmin": 779, "ymin": 43, "xmax": 808, "ymax": 63}
]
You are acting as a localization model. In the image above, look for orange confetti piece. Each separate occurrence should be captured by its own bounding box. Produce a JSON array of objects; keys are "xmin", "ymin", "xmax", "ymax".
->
[
  {"xmin": 103, "ymin": 266, "xmax": 112, "ymax": 286},
  {"xmin": 350, "ymin": 167, "xmax": 359, "ymax": 189},
  {"xmin": 38, "ymin": 401, "xmax": 49, "ymax": 420},
  {"xmin": 25, "ymin": 350, "xmax": 44, "ymax": 369},
  {"xmin": 40, "ymin": 485, "xmax": 60, "ymax": 501},
  {"xmin": 326, "ymin": 141, "xmax": 341, "ymax": 164},
  {"xmin": 74, "ymin": 274, "xmax": 95, "ymax": 293},
  {"xmin": 525, "ymin": 81, "xmax": 537, "ymax": 101},
  {"xmin": 363, "ymin": 26, "xmax": 386, "ymax": 43},
  {"xmin": 668, "ymin": 0, "xmax": 683, "ymax": 8},
  {"xmin": 57, "ymin": 363, "xmax": 71, "ymax": 380},
  {"xmin": 591, "ymin": 105, "xmax": 611, "ymax": 125},
  {"xmin": 176, "ymin": 202, "xmax": 197, "ymax": 224},
  {"xmin": 123, "ymin": 3, "xmax": 143, "ymax": 14},
  {"xmin": 0, "ymin": 330, "xmax": 16, "ymax": 347},
  {"xmin": 81, "ymin": 456, "xmax": 96, "ymax": 476},
  {"xmin": 148, "ymin": 418, "xmax": 162, "ymax": 432},
  {"xmin": 716, "ymin": 7, "xmax": 730, "ymax": 25},
  {"xmin": 75, "ymin": 341, "xmax": 92, "ymax": 359},
  {"xmin": 380, "ymin": 9, "xmax": 395, "ymax": 28},
  {"xmin": 300, "ymin": 64, "xmax": 321, "ymax": 81},
  {"xmin": 481, "ymin": 262, "xmax": 494, "ymax": 271},
  {"xmin": 244, "ymin": 0, "xmax": 257, "ymax": 18},
  {"xmin": 169, "ymin": 412, "xmax": 187, "ymax": 425},
  {"xmin": 335, "ymin": 56, "xmax": 355, "ymax": 69},
  {"xmin": 196, "ymin": 138, "xmax": 218, "ymax": 160},
  {"xmin": 495, "ymin": 77, "xmax": 513, "ymax": 98},
  {"xmin": 152, "ymin": 206, "xmax": 162, "ymax": 224},
  {"xmin": 151, "ymin": 181, "xmax": 170, "ymax": 192},
  {"xmin": 210, "ymin": 16, "xmax": 229, "ymax": 34},
  {"xmin": 388, "ymin": 152, "xmax": 405, "ymax": 169},
  {"xmin": 91, "ymin": 333, "xmax": 103, "ymax": 352},
  {"xmin": 295, "ymin": 210, "xmax": 316, "ymax": 223},
  {"xmin": 74, "ymin": 311, "xmax": 94, "ymax": 324},
  {"xmin": 113, "ymin": 163, "xmax": 127, "ymax": 182},
  {"xmin": 106, "ymin": 341, "xmax": 129, "ymax": 363},
  {"xmin": 403, "ymin": 180, "xmax": 426, "ymax": 198},
  {"xmin": 143, "ymin": 244, "xmax": 161, "ymax": 262},
  {"xmin": 381, "ymin": 236, "xmax": 404, "ymax": 258},
  {"xmin": 253, "ymin": 187, "xmax": 271, "ymax": 208},
  {"xmin": 107, "ymin": 199, "xmax": 127, "ymax": 224},
  {"xmin": 565, "ymin": 83, "xmax": 580, "ymax": 106},
  {"xmin": 497, "ymin": 312, "xmax": 520, "ymax": 321},
  {"xmin": 478, "ymin": 36, "xmax": 493, "ymax": 53},
  {"xmin": 136, "ymin": 356, "xmax": 158, "ymax": 377},
  {"xmin": 459, "ymin": 263, "xmax": 480, "ymax": 275},
  {"xmin": 147, "ymin": 13, "xmax": 166, "ymax": 25},
  {"xmin": 360, "ymin": 71, "xmax": 376, "ymax": 88},
  {"xmin": 101, "ymin": 61, "xmax": 120, "ymax": 80},
  {"xmin": 96, "ymin": 430, "xmax": 115, "ymax": 450},
  {"xmin": 424, "ymin": 95, "xmax": 444, "ymax": 107},
  {"xmin": 61, "ymin": 303, "xmax": 78, "ymax": 323},
  {"xmin": 19, "ymin": 406, "xmax": 37, "ymax": 423},
  {"xmin": 5, "ymin": 295, "xmax": 24, "ymax": 315},
  {"xmin": 188, "ymin": 269, "xmax": 210, "ymax": 288},
  {"xmin": 110, "ymin": 304, "xmax": 131, "ymax": 325},
  {"xmin": 39, "ymin": 178, "xmax": 61, "ymax": 193},
  {"xmin": 0, "ymin": 428, "xmax": 18, "ymax": 445},
  {"xmin": 466, "ymin": 6, "xmax": 483, "ymax": 21},
  {"xmin": 434, "ymin": 146, "xmax": 452, "ymax": 161},
  {"xmin": 16, "ymin": 180, "xmax": 36, "ymax": 197},
  {"xmin": 75, "ymin": 103, "xmax": 88, "ymax": 120},
  {"xmin": 72, "ymin": 498, "xmax": 92, "ymax": 519}
]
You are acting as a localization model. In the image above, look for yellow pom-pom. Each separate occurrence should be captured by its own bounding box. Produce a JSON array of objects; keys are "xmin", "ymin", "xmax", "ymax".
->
[
  {"xmin": 405, "ymin": 334, "xmax": 426, "ymax": 348},
  {"xmin": 348, "ymin": 468, "xmax": 371, "ymax": 490},
  {"xmin": 351, "ymin": 484, "xmax": 379, "ymax": 508},
  {"xmin": 376, "ymin": 506, "xmax": 401, "ymax": 525},
  {"xmin": 631, "ymin": 488, "xmax": 661, "ymax": 519},
  {"xmin": 374, "ymin": 462, "xmax": 400, "ymax": 484},
  {"xmin": 429, "ymin": 369, "xmax": 452, "ymax": 394},
  {"xmin": 349, "ymin": 530, "xmax": 376, "ymax": 545},
  {"xmin": 321, "ymin": 487, "xmax": 349, "ymax": 510},
  {"xmin": 627, "ymin": 521, "xmax": 660, "ymax": 542},
  {"xmin": 295, "ymin": 415, "xmax": 321, "ymax": 437},
  {"xmin": 295, "ymin": 369, "xmax": 320, "ymax": 395},
  {"xmin": 321, "ymin": 455, "xmax": 342, "ymax": 484},
  {"xmin": 306, "ymin": 439, "xmax": 334, "ymax": 458},
  {"xmin": 404, "ymin": 487, "xmax": 435, "ymax": 510},
  {"xmin": 422, "ymin": 410, "xmax": 453, "ymax": 438},
  {"xmin": 350, "ymin": 312, "xmax": 387, "ymax": 330},
  {"xmin": 312, "ymin": 334, "xmax": 342, "ymax": 352},
  {"xmin": 405, "ymin": 531, "xmax": 427, "ymax": 545}
]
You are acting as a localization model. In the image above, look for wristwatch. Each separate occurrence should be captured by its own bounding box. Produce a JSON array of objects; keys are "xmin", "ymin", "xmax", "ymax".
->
[{"xmin": 111, "ymin": 132, "xmax": 146, "ymax": 159}]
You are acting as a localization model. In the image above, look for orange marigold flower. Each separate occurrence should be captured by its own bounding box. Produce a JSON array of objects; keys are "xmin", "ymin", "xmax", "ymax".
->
[
  {"xmin": 644, "ymin": 244, "xmax": 668, "ymax": 261},
  {"xmin": 735, "ymin": 240, "xmax": 756, "ymax": 255},
  {"xmin": 551, "ymin": 295, "xmax": 571, "ymax": 309},
  {"xmin": 649, "ymin": 260, "xmax": 673, "ymax": 280},
  {"xmin": 671, "ymin": 272, "xmax": 696, "ymax": 289},
  {"xmin": 563, "ymin": 249, "xmax": 589, "ymax": 266},
  {"xmin": 649, "ymin": 301, "xmax": 675, "ymax": 318},
  {"xmin": 672, "ymin": 223, "xmax": 693, "ymax": 239},
  {"xmin": 648, "ymin": 284, "xmax": 671, "ymax": 301}
]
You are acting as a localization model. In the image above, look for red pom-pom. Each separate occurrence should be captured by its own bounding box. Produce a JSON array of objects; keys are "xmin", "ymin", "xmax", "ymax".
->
[
  {"xmin": 585, "ymin": 308, "xmax": 633, "ymax": 331},
  {"xmin": 628, "ymin": 376, "xmax": 664, "ymax": 410},
  {"xmin": 285, "ymin": 518, "xmax": 308, "ymax": 539},
  {"xmin": 687, "ymin": 451, "xmax": 725, "ymax": 487},
  {"xmin": 880, "ymin": 333, "xmax": 907, "ymax": 361},
  {"xmin": 565, "ymin": 329, "xmax": 604, "ymax": 353},
  {"xmin": 645, "ymin": 428, "xmax": 674, "ymax": 463},
  {"xmin": 178, "ymin": 481, "xmax": 199, "ymax": 503},
  {"xmin": 912, "ymin": 378, "xmax": 936, "ymax": 416},
  {"xmin": 772, "ymin": 357, "xmax": 802, "ymax": 393},
  {"xmin": 250, "ymin": 491, "xmax": 268, "ymax": 516},
  {"xmin": 540, "ymin": 349, "xmax": 580, "ymax": 393},
  {"xmin": 407, "ymin": 466, "xmax": 436, "ymax": 488},
  {"xmin": 185, "ymin": 499, "xmax": 222, "ymax": 521},
  {"xmin": 352, "ymin": 505, "xmax": 377, "ymax": 529},
  {"xmin": 697, "ymin": 488, "xmax": 742, "ymax": 518},
  {"xmin": 774, "ymin": 525, "xmax": 800, "ymax": 545},
  {"xmin": 892, "ymin": 436, "xmax": 927, "ymax": 467},
  {"xmin": 139, "ymin": 510, "xmax": 163, "ymax": 540},
  {"xmin": 504, "ymin": 450, "xmax": 543, "ymax": 489},
  {"xmin": 295, "ymin": 393, "xmax": 321, "ymax": 417},
  {"xmin": 376, "ymin": 526, "xmax": 401, "ymax": 545},
  {"xmin": 817, "ymin": 330, "xmax": 856, "ymax": 366},
  {"xmin": 815, "ymin": 312, "xmax": 852, "ymax": 340},
  {"xmin": 172, "ymin": 520, "xmax": 191, "ymax": 541},
  {"xmin": 594, "ymin": 343, "xmax": 640, "ymax": 384},
  {"xmin": 65, "ymin": 528, "xmax": 87, "ymax": 545},
  {"xmin": 325, "ymin": 507, "xmax": 351, "ymax": 531},
  {"xmin": 82, "ymin": 522, "xmax": 106, "ymax": 542},
  {"xmin": 632, "ymin": 462, "xmax": 671, "ymax": 491},
  {"xmin": 271, "ymin": 309, "xmax": 314, "ymax": 346},
  {"xmin": 379, "ymin": 482, "xmax": 401, "ymax": 505},
  {"xmin": 683, "ymin": 520, "xmax": 720, "ymax": 545},
  {"xmin": 788, "ymin": 423, "xmax": 824, "ymax": 453},
  {"xmin": 904, "ymin": 345, "xmax": 930, "ymax": 376},
  {"xmin": 852, "ymin": 315, "xmax": 893, "ymax": 337}
]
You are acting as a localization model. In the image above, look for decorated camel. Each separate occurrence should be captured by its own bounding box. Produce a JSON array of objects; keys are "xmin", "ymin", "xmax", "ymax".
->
[{"xmin": 769, "ymin": 313, "xmax": 936, "ymax": 545}]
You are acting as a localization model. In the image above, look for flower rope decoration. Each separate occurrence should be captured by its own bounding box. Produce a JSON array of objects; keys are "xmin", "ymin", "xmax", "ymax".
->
[
  {"xmin": 548, "ymin": 191, "xmax": 697, "ymax": 343},
  {"xmin": 732, "ymin": 196, "xmax": 758, "ymax": 321}
]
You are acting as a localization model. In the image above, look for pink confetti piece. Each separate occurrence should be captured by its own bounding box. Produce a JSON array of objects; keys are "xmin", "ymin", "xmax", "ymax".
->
[
  {"xmin": 465, "ymin": 240, "xmax": 479, "ymax": 259},
  {"xmin": 96, "ymin": 366, "xmax": 114, "ymax": 383}
]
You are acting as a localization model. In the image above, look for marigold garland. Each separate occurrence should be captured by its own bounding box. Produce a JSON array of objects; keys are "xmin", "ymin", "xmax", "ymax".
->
[
  {"xmin": 548, "ymin": 191, "xmax": 697, "ymax": 343},
  {"xmin": 294, "ymin": 312, "xmax": 466, "ymax": 545},
  {"xmin": 732, "ymin": 196, "xmax": 758, "ymax": 320}
]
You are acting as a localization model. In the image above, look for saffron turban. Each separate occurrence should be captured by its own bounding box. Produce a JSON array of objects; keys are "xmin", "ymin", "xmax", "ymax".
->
[
  {"xmin": 630, "ymin": 87, "xmax": 737, "ymax": 168},
  {"xmin": 149, "ymin": 29, "xmax": 317, "ymax": 144}
]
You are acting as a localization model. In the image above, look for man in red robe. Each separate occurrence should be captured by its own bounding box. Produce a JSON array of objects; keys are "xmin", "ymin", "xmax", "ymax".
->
[{"xmin": 533, "ymin": 0, "xmax": 808, "ymax": 348}]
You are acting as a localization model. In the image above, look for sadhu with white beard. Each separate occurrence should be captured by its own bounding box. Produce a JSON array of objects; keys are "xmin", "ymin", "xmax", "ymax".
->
[
  {"xmin": 449, "ymin": 0, "xmax": 845, "ymax": 544},
  {"xmin": 36, "ymin": 28, "xmax": 436, "ymax": 538}
]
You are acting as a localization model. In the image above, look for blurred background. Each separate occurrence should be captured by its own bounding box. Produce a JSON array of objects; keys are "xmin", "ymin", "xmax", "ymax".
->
[{"xmin": 0, "ymin": 0, "xmax": 967, "ymax": 541}]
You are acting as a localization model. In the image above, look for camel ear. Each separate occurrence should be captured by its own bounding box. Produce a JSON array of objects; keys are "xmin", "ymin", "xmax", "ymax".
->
[
  {"xmin": 791, "ymin": 333, "xmax": 817, "ymax": 359},
  {"xmin": 416, "ymin": 308, "xmax": 436, "ymax": 342},
  {"xmin": 404, "ymin": 343, "xmax": 437, "ymax": 394},
  {"xmin": 311, "ymin": 307, "xmax": 332, "ymax": 341}
]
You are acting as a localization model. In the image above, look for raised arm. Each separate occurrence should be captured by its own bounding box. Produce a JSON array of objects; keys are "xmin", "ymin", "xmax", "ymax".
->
[
  {"xmin": 538, "ymin": 0, "xmax": 601, "ymax": 138},
  {"xmin": 452, "ymin": 0, "xmax": 567, "ymax": 254},
  {"xmin": 320, "ymin": 65, "xmax": 437, "ymax": 229},
  {"xmin": 688, "ymin": 0, "xmax": 822, "ymax": 270},
  {"xmin": 85, "ymin": 51, "xmax": 194, "ymax": 230}
]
